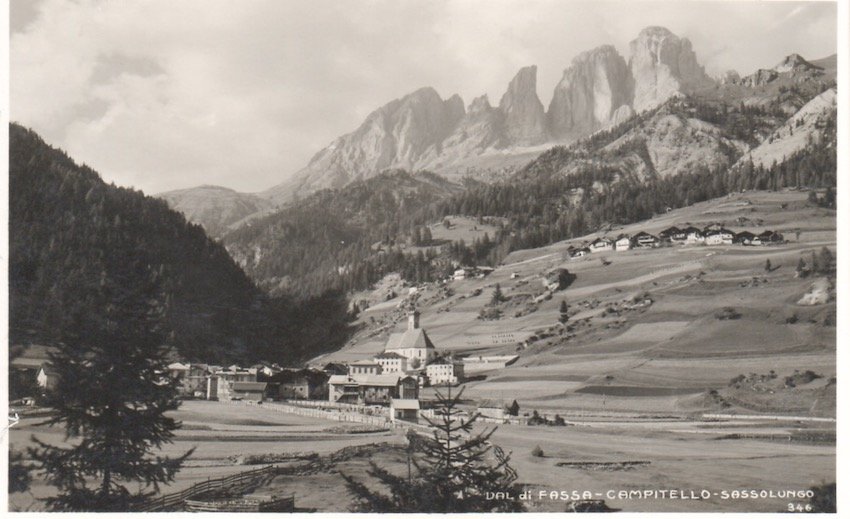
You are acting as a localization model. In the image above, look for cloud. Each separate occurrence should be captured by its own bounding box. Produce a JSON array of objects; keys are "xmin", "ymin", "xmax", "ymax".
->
[{"xmin": 10, "ymin": 0, "xmax": 837, "ymax": 194}]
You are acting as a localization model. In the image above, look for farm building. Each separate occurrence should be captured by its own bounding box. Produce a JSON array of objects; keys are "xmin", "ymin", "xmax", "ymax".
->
[
  {"xmin": 705, "ymin": 229, "xmax": 734, "ymax": 245},
  {"xmin": 328, "ymin": 374, "xmax": 418, "ymax": 405},
  {"xmin": 614, "ymin": 234, "xmax": 631, "ymax": 251},
  {"xmin": 36, "ymin": 365, "xmax": 59, "ymax": 391},
  {"xmin": 632, "ymin": 231, "xmax": 659, "ymax": 248},
  {"xmin": 328, "ymin": 375, "xmax": 360, "ymax": 403},
  {"xmin": 759, "ymin": 230, "xmax": 784, "ymax": 244},
  {"xmin": 390, "ymin": 399, "xmax": 420, "ymax": 423},
  {"xmin": 265, "ymin": 369, "xmax": 329, "ymax": 400},
  {"xmin": 589, "ymin": 237, "xmax": 614, "ymax": 253},
  {"xmin": 230, "ymin": 382, "xmax": 267, "ymax": 402},
  {"xmin": 426, "ymin": 359, "xmax": 464, "ymax": 386},
  {"xmin": 461, "ymin": 355, "xmax": 519, "ymax": 374},
  {"xmin": 659, "ymin": 226, "xmax": 686, "ymax": 242},
  {"xmin": 684, "ymin": 227, "xmax": 705, "ymax": 244},
  {"xmin": 542, "ymin": 268, "xmax": 575, "ymax": 291},
  {"xmin": 383, "ymin": 311, "xmax": 437, "ymax": 367},
  {"xmin": 477, "ymin": 400, "xmax": 509, "ymax": 420},
  {"xmin": 570, "ymin": 246, "xmax": 590, "ymax": 259},
  {"xmin": 735, "ymin": 231, "xmax": 757, "ymax": 245}
]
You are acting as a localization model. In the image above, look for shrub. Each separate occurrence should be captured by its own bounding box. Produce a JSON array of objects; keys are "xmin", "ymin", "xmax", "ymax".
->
[
  {"xmin": 715, "ymin": 307, "xmax": 741, "ymax": 320},
  {"xmin": 531, "ymin": 445, "xmax": 544, "ymax": 458}
]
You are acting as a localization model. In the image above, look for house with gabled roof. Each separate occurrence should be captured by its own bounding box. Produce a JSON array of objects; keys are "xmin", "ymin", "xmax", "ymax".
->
[
  {"xmin": 632, "ymin": 231, "xmax": 659, "ymax": 248},
  {"xmin": 589, "ymin": 237, "xmax": 614, "ymax": 253},
  {"xmin": 705, "ymin": 228, "xmax": 735, "ymax": 245},
  {"xmin": 734, "ymin": 231, "xmax": 757, "ymax": 245},
  {"xmin": 614, "ymin": 234, "xmax": 631, "ymax": 251},
  {"xmin": 684, "ymin": 226, "xmax": 705, "ymax": 244}
]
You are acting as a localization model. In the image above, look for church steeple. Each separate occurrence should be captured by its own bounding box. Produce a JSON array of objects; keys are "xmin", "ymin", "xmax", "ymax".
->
[{"xmin": 408, "ymin": 310, "xmax": 420, "ymax": 330}]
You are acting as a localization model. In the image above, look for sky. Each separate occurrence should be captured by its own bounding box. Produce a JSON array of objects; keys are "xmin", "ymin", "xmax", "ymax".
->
[{"xmin": 10, "ymin": 0, "xmax": 838, "ymax": 195}]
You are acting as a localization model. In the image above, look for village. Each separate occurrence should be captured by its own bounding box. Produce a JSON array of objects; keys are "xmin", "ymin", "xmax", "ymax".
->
[
  {"xmin": 11, "ymin": 309, "xmax": 527, "ymax": 429},
  {"xmin": 11, "ymin": 222, "xmax": 789, "ymax": 427}
]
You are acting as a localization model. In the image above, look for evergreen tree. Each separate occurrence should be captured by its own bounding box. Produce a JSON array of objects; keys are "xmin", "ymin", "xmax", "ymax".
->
[
  {"xmin": 490, "ymin": 284, "xmax": 505, "ymax": 306},
  {"xmin": 28, "ymin": 254, "xmax": 193, "ymax": 512},
  {"xmin": 341, "ymin": 387, "xmax": 524, "ymax": 512},
  {"xmin": 559, "ymin": 300, "xmax": 570, "ymax": 323},
  {"xmin": 507, "ymin": 400, "xmax": 520, "ymax": 416},
  {"xmin": 818, "ymin": 247, "xmax": 835, "ymax": 274}
]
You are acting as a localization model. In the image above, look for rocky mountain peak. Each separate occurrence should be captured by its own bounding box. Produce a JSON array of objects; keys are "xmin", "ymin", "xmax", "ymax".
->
[
  {"xmin": 547, "ymin": 44, "xmax": 632, "ymax": 139},
  {"xmin": 774, "ymin": 53, "xmax": 820, "ymax": 73},
  {"xmin": 498, "ymin": 65, "xmax": 549, "ymax": 145},
  {"xmin": 468, "ymin": 94, "xmax": 494, "ymax": 115},
  {"xmin": 628, "ymin": 25, "xmax": 712, "ymax": 112}
]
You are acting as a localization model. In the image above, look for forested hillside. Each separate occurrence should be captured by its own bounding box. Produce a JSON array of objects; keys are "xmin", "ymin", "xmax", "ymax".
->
[
  {"xmin": 9, "ymin": 124, "xmax": 350, "ymax": 364},
  {"xmin": 217, "ymin": 90, "xmax": 836, "ymax": 300},
  {"xmin": 223, "ymin": 170, "xmax": 466, "ymax": 296}
]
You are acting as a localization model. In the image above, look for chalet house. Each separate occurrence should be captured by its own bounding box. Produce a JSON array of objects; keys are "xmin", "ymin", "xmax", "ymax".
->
[
  {"xmin": 373, "ymin": 351, "xmax": 408, "ymax": 373},
  {"xmin": 614, "ymin": 234, "xmax": 631, "ymax": 251},
  {"xmin": 265, "ymin": 369, "xmax": 329, "ymax": 400},
  {"xmin": 328, "ymin": 375, "xmax": 360, "ymax": 403},
  {"xmin": 659, "ymin": 226, "xmax": 687, "ymax": 242},
  {"xmin": 589, "ymin": 237, "xmax": 614, "ymax": 253},
  {"xmin": 684, "ymin": 226, "xmax": 705, "ymax": 244},
  {"xmin": 205, "ymin": 367, "xmax": 258, "ymax": 400},
  {"xmin": 453, "ymin": 268, "xmax": 471, "ymax": 280},
  {"xmin": 328, "ymin": 374, "xmax": 418, "ymax": 405},
  {"xmin": 348, "ymin": 359, "xmax": 382, "ymax": 376},
  {"xmin": 230, "ymin": 382, "xmax": 267, "ymax": 402},
  {"xmin": 758, "ymin": 230, "xmax": 784, "ymax": 244},
  {"xmin": 734, "ymin": 231, "xmax": 757, "ymax": 245},
  {"xmin": 425, "ymin": 358, "xmax": 464, "ymax": 386},
  {"xmin": 382, "ymin": 311, "xmax": 437, "ymax": 368},
  {"xmin": 705, "ymin": 228, "xmax": 734, "ymax": 246},
  {"xmin": 632, "ymin": 231, "xmax": 659, "ymax": 248}
]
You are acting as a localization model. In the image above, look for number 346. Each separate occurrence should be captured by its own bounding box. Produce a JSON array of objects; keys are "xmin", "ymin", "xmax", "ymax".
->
[{"xmin": 787, "ymin": 503, "xmax": 813, "ymax": 512}]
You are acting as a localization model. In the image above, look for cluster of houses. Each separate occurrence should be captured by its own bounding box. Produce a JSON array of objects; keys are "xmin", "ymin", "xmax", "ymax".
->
[
  {"xmin": 569, "ymin": 224, "xmax": 785, "ymax": 258},
  {"xmin": 326, "ymin": 311, "xmax": 464, "ymax": 416}
]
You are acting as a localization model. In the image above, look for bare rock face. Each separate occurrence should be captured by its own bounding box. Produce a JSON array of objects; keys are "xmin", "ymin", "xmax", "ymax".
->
[
  {"xmin": 718, "ymin": 70, "xmax": 741, "ymax": 85},
  {"xmin": 628, "ymin": 26, "xmax": 712, "ymax": 112},
  {"xmin": 610, "ymin": 104, "xmax": 635, "ymax": 127},
  {"xmin": 498, "ymin": 65, "xmax": 549, "ymax": 145},
  {"xmin": 774, "ymin": 53, "xmax": 821, "ymax": 73},
  {"xmin": 282, "ymin": 87, "xmax": 465, "ymax": 199},
  {"xmin": 418, "ymin": 95, "xmax": 507, "ymax": 169},
  {"xmin": 547, "ymin": 45, "xmax": 632, "ymax": 139}
]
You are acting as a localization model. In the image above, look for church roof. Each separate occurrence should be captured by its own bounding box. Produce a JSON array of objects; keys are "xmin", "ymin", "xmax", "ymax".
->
[{"xmin": 385, "ymin": 328, "xmax": 435, "ymax": 352}]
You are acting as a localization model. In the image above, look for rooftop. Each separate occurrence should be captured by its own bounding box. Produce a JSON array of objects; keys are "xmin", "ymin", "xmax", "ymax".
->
[{"xmin": 385, "ymin": 328, "xmax": 435, "ymax": 352}]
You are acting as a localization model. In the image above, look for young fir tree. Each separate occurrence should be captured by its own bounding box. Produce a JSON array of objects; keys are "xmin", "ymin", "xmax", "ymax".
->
[
  {"xmin": 559, "ymin": 300, "xmax": 569, "ymax": 323},
  {"xmin": 342, "ymin": 386, "xmax": 524, "ymax": 512},
  {"xmin": 28, "ymin": 254, "xmax": 192, "ymax": 512},
  {"xmin": 490, "ymin": 283, "xmax": 505, "ymax": 306}
]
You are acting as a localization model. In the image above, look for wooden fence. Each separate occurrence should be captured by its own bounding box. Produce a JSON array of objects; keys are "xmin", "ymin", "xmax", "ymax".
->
[{"xmin": 133, "ymin": 464, "xmax": 282, "ymax": 512}]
